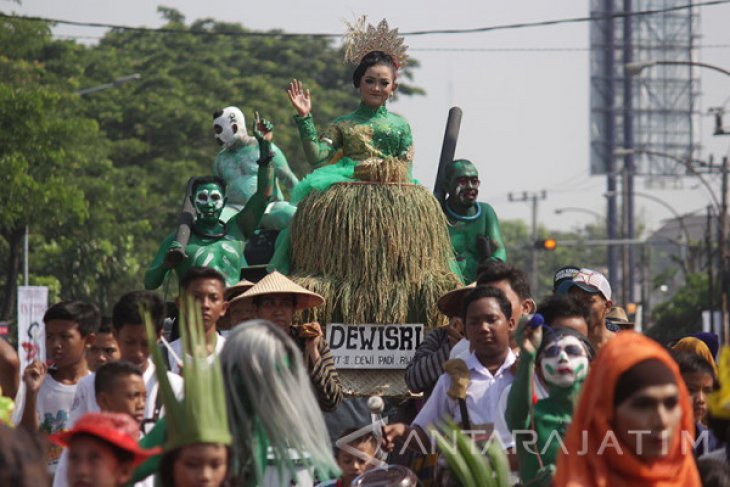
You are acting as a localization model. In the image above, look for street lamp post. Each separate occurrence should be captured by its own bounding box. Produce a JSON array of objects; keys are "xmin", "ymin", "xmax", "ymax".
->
[
  {"xmin": 554, "ymin": 207, "xmax": 603, "ymax": 219},
  {"xmin": 625, "ymin": 59, "xmax": 730, "ymax": 343},
  {"xmin": 605, "ymin": 189, "xmax": 693, "ymax": 306}
]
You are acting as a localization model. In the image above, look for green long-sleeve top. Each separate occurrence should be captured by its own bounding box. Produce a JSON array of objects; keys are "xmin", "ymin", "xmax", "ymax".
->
[
  {"xmin": 294, "ymin": 102, "xmax": 413, "ymax": 167},
  {"xmin": 505, "ymin": 351, "xmax": 581, "ymax": 487}
]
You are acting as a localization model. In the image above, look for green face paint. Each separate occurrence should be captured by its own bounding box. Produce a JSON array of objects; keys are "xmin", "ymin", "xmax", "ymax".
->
[{"xmin": 447, "ymin": 160, "xmax": 480, "ymax": 208}]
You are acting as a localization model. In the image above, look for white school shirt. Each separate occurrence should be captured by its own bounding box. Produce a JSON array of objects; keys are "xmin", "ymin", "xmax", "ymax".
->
[
  {"xmin": 35, "ymin": 373, "xmax": 90, "ymax": 474},
  {"xmin": 493, "ymin": 372, "xmax": 549, "ymax": 451},
  {"xmin": 412, "ymin": 350, "xmax": 516, "ymax": 448},
  {"xmin": 167, "ymin": 333, "xmax": 226, "ymax": 375}
]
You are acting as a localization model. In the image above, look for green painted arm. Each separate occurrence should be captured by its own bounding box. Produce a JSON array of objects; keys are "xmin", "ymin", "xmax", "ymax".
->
[
  {"xmin": 271, "ymin": 144, "xmax": 299, "ymax": 193},
  {"xmin": 505, "ymin": 350, "xmax": 534, "ymax": 432},
  {"xmin": 233, "ymin": 120, "xmax": 275, "ymax": 238},
  {"xmin": 144, "ymin": 233, "xmax": 177, "ymax": 290},
  {"xmin": 482, "ymin": 203, "xmax": 507, "ymax": 262},
  {"xmin": 293, "ymin": 114, "xmax": 337, "ymax": 166}
]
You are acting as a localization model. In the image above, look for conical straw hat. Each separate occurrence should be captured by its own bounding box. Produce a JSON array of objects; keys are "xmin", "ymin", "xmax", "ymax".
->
[
  {"xmin": 224, "ymin": 278, "xmax": 255, "ymax": 301},
  {"xmin": 437, "ymin": 282, "xmax": 477, "ymax": 318},
  {"xmin": 239, "ymin": 271, "xmax": 325, "ymax": 310}
]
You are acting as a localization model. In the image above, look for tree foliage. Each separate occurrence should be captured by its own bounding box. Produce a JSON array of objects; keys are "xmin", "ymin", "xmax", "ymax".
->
[
  {"xmin": 645, "ymin": 272, "xmax": 717, "ymax": 343},
  {"xmin": 0, "ymin": 9, "xmax": 422, "ymax": 316}
]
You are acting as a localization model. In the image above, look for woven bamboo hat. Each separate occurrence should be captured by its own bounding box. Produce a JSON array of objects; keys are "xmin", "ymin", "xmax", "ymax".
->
[
  {"xmin": 239, "ymin": 271, "xmax": 325, "ymax": 310},
  {"xmin": 224, "ymin": 278, "xmax": 255, "ymax": 301},
  {"xmin": 437, "ymin": 282, "xmax": 477, "ymax": 318}
]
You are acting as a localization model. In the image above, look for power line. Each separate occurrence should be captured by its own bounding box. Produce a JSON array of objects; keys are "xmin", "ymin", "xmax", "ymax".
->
[
  {"xmin": 2, "ymin": 0, "xmax": 728, "ymax": 39},
  {"xmin": 412, "ymin": 44, "xmax": 730, "ymax": 53},
  {"xmin": 51, "ymin": 32, "xmax": 730, "ymax": 52}
]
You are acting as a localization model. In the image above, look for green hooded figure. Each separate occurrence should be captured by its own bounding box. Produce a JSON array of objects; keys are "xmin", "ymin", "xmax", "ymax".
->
[{"xmin": 443, "ymin": 159, "xmax": 506, "ymax": 282}]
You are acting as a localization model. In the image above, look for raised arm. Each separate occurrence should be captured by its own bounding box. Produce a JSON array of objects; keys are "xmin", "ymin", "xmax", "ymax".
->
[
  {"xmin": 271, "ymin": 145, "xmax": 299, "ymax": 194},
  {"xmin": 505, "ymin": 322, "xmax": 542, "ymax": 431},
  {"xmin": 234, "ymin": 114, "xmax": 275, "ymax": 238},
  {"xmin": 287, "ymin": 79, "xmax": 339, "ymax": 166}
]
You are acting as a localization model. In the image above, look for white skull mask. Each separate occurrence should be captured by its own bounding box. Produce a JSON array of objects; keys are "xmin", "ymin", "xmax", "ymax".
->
[{"xmin": 213, "ymin": 106, "xmax": 250, "ymax": 148}]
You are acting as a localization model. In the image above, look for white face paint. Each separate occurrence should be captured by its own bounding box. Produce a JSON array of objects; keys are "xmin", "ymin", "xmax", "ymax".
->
[
  {"xmin": 540, "ymin": 334, "xmax": 589, "ymax": 388},
  {"xmin": 213, "ymin": 106, "xmax": 250, "ymax": 148}
]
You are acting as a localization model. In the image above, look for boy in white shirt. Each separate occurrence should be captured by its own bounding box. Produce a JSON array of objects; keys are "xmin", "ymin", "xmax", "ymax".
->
[
  {"xmin": 384, "ymin": 286, "xmax": 517, "ymax": 452},
  {"xmin": 19, "ymin": 300, "xmax": 100, "ymax": 474}
]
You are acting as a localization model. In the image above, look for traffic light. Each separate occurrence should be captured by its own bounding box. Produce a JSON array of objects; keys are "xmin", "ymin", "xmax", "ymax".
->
[{"xmin": 534, "ymin": 238, "xmax": 557, "ymax": 251}]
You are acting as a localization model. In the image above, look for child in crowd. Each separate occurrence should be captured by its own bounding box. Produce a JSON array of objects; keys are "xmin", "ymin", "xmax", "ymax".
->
[
  {"xmin": 675, "ymin": 351, "xmax": 722, "ymax": 455},
  {"xmin": 51, "ymin": 412, "xmax": 159, "ymax": 487},
  {"xmin": 318, "ymin": 428, "xmax": 378, "ymax": 487},
  {"xmin": 167, "ymin": 267, "xmax": 229, "ymax": 374},
  {"xmin": 54, "ymin": 361, "xmax": 148, "ymax": 487},
  {"xmin": 85, "ymin": 317, "xmax": 120, "ymax": 372},
  {"xmin": 19, "ymin": 300, "xmax": 100, "ymax": 474}
]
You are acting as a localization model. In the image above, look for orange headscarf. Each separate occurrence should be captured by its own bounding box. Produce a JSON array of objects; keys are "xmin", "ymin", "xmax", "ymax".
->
[
  {"xmin": 672, "ymin": 336, "xmax": 719, "ymax": 378},
  {"xmin": 553, "ymin": 331, "xmax": 700, "ymax": 487}
]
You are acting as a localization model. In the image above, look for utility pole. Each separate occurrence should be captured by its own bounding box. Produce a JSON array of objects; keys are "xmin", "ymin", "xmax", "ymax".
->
[
  {"xmin": 509, "ymin": 191, "xmax": 547, "ymax": 295},
  {"xmin": 622, "ymin": 0, "xmax": 636, "ymax": 305},
  {"xmin": 708, "ymin": 205, "xmax": 715, "ymax": 332},
  {"xmin": 721, "ymin": 156, "xmax": 729, "ymax": 343}
]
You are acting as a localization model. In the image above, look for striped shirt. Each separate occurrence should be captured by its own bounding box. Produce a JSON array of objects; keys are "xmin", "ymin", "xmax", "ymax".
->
[
  {"xmin": 404, "ymin": 327, "xmax": 450, "ymax": 395},
  {"xmin": 305, "ymin": 338, "xmax": 343, "ymax": 412}
]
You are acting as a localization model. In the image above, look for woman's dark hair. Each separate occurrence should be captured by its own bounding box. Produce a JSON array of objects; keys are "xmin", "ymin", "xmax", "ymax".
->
[
  {"xmin": 674, "ymin": 351, "xmax": 717, "ymax": 384},
  {"xmin": 158, "ymin": 448, "xmax": 180, "ymax": 487},
  {"xmin": 352, "ymin": 50, "xmax": 397, "ymax": 88},
  {"xmin": 0, "ymin": 424, "xmax": 49, "ymax": 486}
]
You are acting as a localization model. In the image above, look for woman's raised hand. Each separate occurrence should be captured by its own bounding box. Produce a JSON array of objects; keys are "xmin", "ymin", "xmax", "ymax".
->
[{"xmin": 287, "ymin": 79, "xmax": 311, "ymax": 117}]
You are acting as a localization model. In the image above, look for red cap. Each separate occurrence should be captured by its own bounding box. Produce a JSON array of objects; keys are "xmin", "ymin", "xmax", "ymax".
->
[{"xmin": 50, "ymin": 412, "xmax": 161, "ymax": 467}]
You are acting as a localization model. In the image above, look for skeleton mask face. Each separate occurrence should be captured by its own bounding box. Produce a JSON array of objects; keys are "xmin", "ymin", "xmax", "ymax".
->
[
  {"xmin": 213, "ymin": 106, "xmax": 249, "ymax": 148},
  {"xmin": 540, "ymin": 334, "xmax": 590, "ymax": 388},
  {"xmin": 193, "ymin": 182, "xmax": 225, "ymax": 222}
]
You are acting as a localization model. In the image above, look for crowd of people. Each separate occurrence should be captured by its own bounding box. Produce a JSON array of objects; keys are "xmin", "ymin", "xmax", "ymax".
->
[
  {"xmin": 2, "ymin": 15, "xmax": 728, "ymax": 487},
  {"xmin": 0, "ymin": 263, "xmax": 727, "ymax": 486}
]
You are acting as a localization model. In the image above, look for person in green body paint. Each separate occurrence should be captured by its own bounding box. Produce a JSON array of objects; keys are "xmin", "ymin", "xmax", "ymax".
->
[
  {"xmin": 442, "ymin": 159, "xmax": 506, "ymax": 283},
  {"xmin": 506, "ymin": 311, "xmax": 594, "ymax": 487},
  {"xmin": 212, "ymin": 106, "xmax": 298, "ymax": 228},
  {"xmin": 145, "ymin": 116, "xmax": 276, "ymax": 289}
]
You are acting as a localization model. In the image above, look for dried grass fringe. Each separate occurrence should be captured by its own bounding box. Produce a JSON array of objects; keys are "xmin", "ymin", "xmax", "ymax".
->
[{"xmin": 290, "ymin": 183, "xmax": 460, "ymax": 327}]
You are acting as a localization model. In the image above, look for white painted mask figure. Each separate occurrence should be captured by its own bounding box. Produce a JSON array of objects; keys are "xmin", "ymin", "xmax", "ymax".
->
[
  {"xmin": 213, "ymin": 106, "xmax": 251, "ymax": 148},
  {"xmin": 193, "ymin": 182, "xmax": 225, "ymax": 221},
  {"xmin": 540, "ymin": 334, "xmax": 590, "ymax": 388}
]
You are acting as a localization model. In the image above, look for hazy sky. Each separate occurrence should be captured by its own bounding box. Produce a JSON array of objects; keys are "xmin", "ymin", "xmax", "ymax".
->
[{"xmin": 5, "ymin": 0, "xmax": 730, "ymax": 235}]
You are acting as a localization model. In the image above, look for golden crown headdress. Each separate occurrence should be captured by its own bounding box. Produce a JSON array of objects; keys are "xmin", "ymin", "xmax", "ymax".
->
[{"xmin": 343, "ymin": 16, "xmax": 408, "ymax": 67}]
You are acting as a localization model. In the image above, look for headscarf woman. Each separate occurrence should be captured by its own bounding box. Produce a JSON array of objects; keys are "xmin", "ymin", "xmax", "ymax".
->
[{"xmin": 553, "ymin": 331, "xmax": 700, "ymax": 487}]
